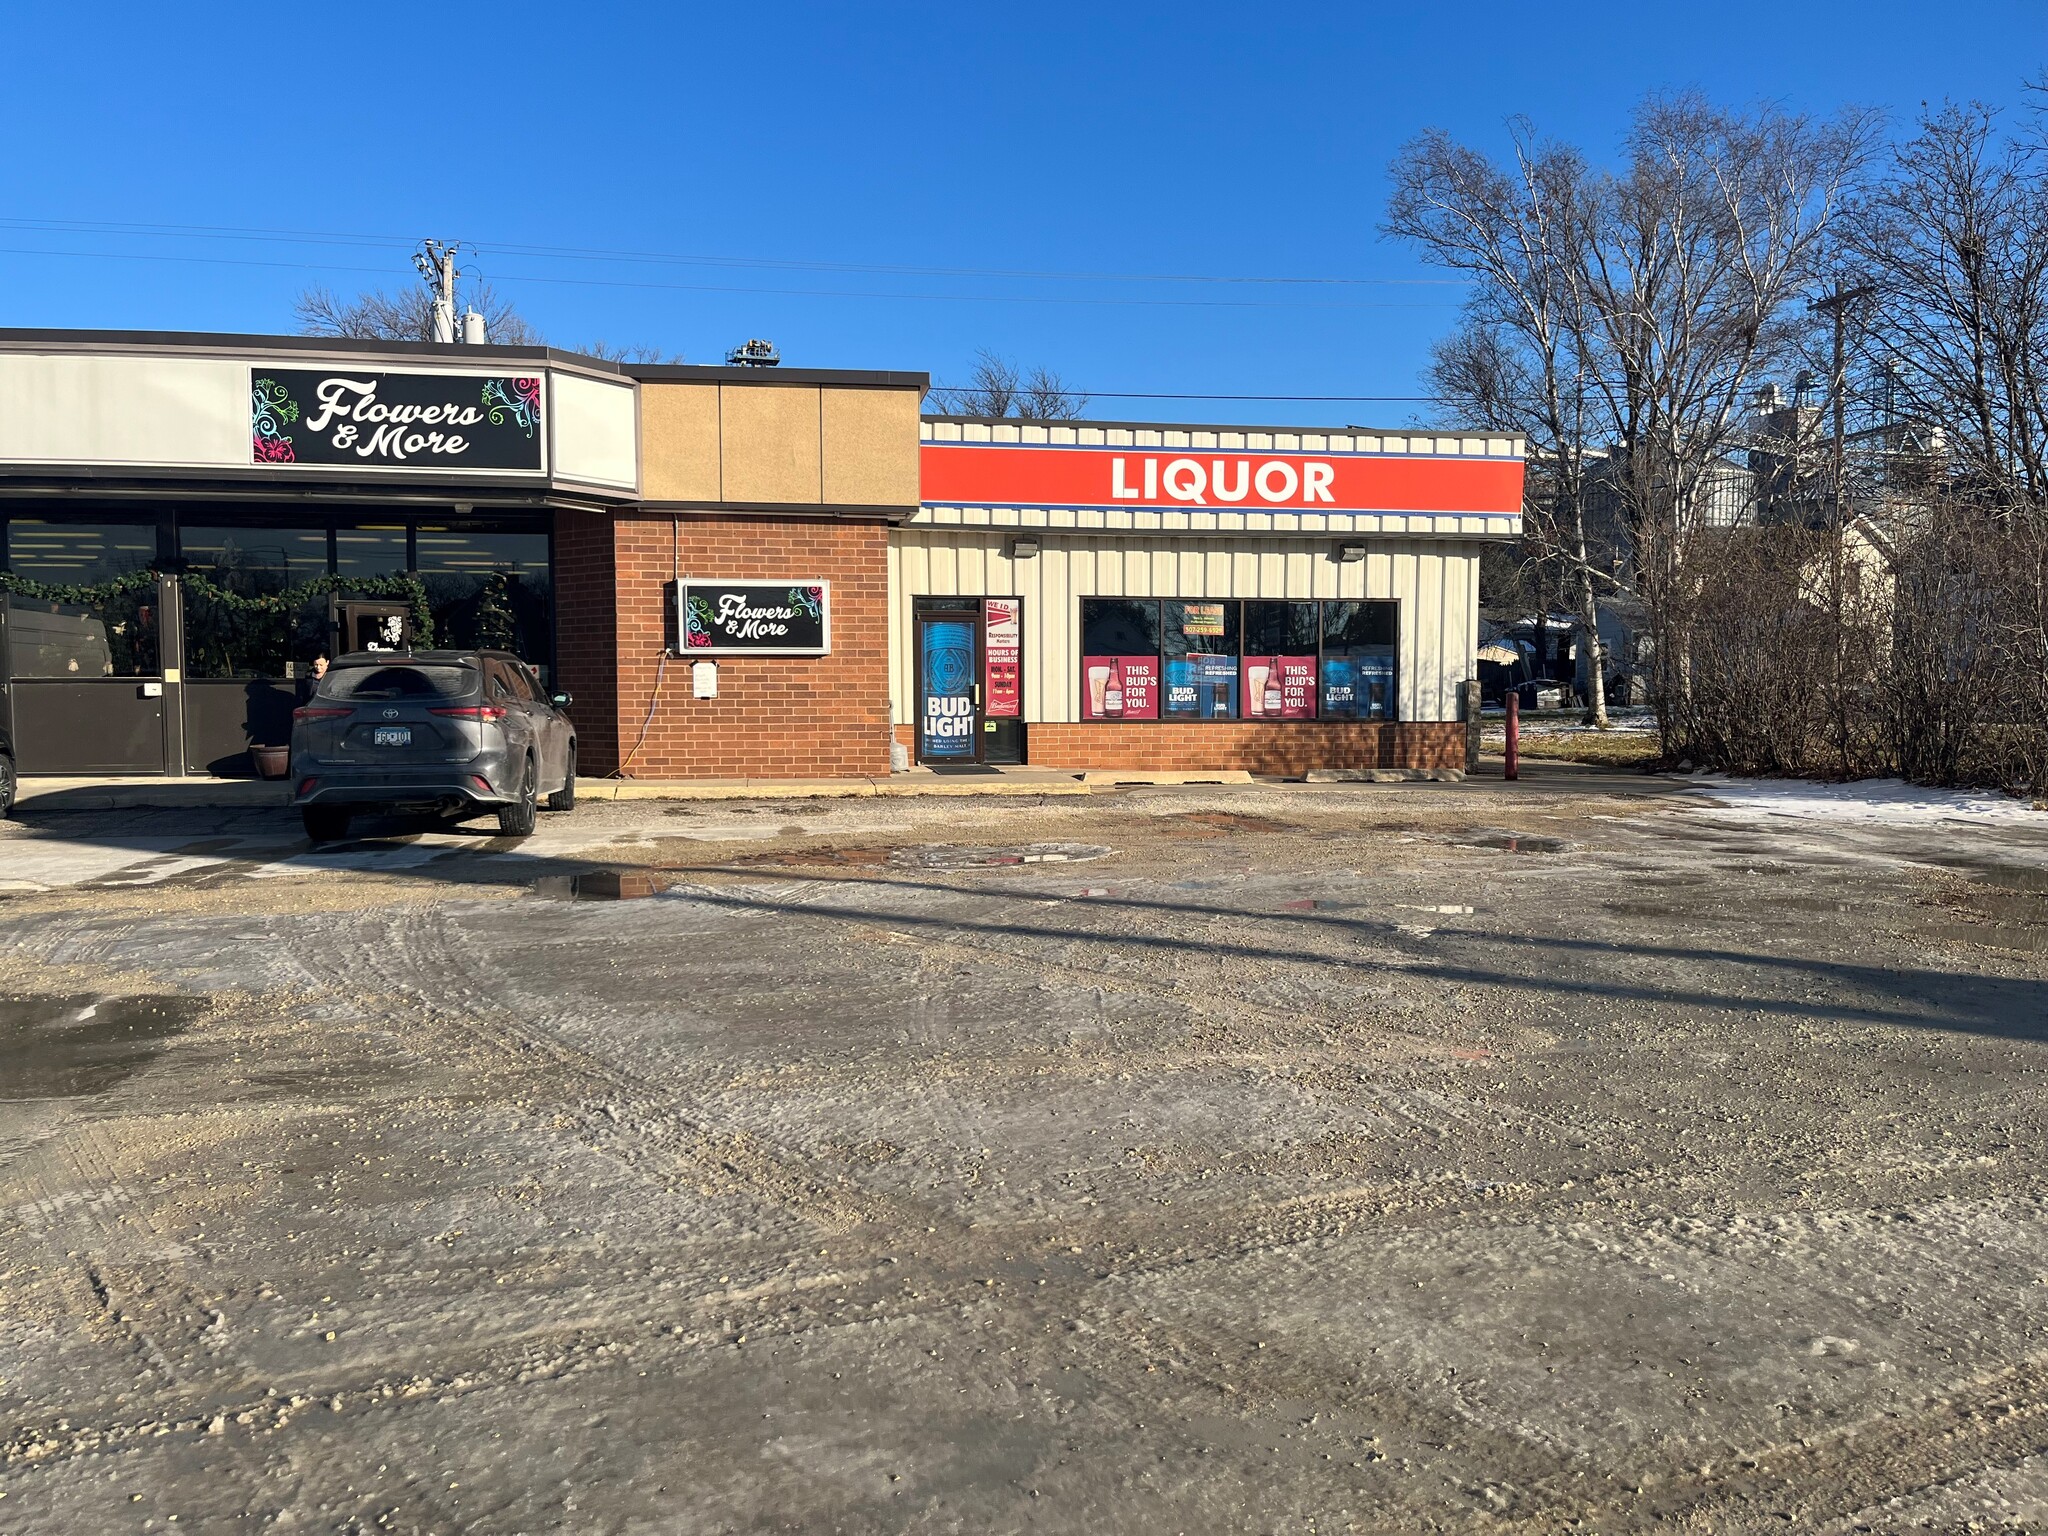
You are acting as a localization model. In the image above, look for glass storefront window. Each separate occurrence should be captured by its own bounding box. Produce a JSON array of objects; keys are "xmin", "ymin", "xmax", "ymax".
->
[
  {"xmin": 1243, "ymin": 600, "xmax": 1320, "ymax": 720},
  {"xmin": 334, "ymin": 525, "xmax": 409, "ymax": 579},
  {"xmin": 4, "ymin": 520, "xmax": 161, "ymax": 676},
  {"xmin": 1321, "ymin": 600, "xmax": 1399, "ymax": 719},
  {"xmin": 414, "ymin": 527, "xmax": 552, "ymax": 670},
  {"xmin": 1079, "ymin": 598, "xmax": 1160, "ymax": 720},
  {"xmin": 1160, "ymin": 599, "xmax": 1239, "ymax": 721},
  {"xmin": 179, "ymin": 526, "xmax": 332, "ymax": 679}
]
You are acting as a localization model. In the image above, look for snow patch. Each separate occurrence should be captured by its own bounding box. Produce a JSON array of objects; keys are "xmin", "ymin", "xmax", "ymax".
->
[{"xmin": 1685, "ymin": 776, "xmax": 2042, "ymax": 825}]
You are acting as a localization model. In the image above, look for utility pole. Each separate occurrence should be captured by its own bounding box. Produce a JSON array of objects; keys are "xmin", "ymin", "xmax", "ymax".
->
[
  {"xmin": 1811, "ymin": 279, "xmax": 1875, "ymax": 779},
  {"xmin": 414, "ymin": 241, "xmax": 461, "ymax": 344},
  {"xmin": 1813, "ymin": 282, "xmax": 1875, "ymax": 532}
]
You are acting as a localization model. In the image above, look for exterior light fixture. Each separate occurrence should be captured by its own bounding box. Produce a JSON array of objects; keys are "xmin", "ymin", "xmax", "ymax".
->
[
  {"xmin": 1008, "ymin": 536, "xmax": 1041, "ymax": 559},
  {"xmin": 1336, "ymin": 541, "xmax": 1368, "ymax": 563}
]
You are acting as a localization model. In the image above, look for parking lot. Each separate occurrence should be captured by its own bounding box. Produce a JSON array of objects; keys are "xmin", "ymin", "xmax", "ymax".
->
[{"xmin": 3, "ymin": 777, "xmax": 2047, "ymax": 1533}]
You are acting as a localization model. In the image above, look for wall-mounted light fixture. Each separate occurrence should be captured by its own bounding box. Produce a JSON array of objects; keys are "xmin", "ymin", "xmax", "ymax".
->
[
  {"xmin": 1336, "ymin": 541, "xmax": 1369, "ymax": 563},
  {"xmin": 1008, "ymin": 536, "xmax": 1041, "ymax": 559}
]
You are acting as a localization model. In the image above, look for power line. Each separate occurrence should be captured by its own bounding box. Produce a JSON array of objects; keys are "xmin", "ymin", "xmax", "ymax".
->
[
  {"xmin": 0, "ymin": 244, "xmax": 1459, "ymax": 310},
  {"xmin": 930, "ymin": 388, "xmax": 1444, "ymax": 402},
  {"xmin": 0, "ymin": 215, "xmax": 1465, "ymax": 290}
]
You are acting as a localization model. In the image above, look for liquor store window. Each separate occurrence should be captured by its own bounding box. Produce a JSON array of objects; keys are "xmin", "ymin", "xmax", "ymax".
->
[{"xmin": 1079, "ymin": 597, "xmax": 1398, "ymax": 721}]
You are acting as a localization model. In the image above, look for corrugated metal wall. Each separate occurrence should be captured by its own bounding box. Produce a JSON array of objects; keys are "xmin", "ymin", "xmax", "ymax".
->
[{"xmin": 889, "ymin": 531, "xmax": 1482, "ymax": 725}]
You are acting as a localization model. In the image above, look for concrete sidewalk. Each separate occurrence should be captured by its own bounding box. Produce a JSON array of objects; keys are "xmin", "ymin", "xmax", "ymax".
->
[
  {"xmin": 10, "ymin": 756, "xmax": 1672, "ymax": 812},
  {"xmin": 12, "ymin": 767, "xmax": 1097, "ymax": 811}
]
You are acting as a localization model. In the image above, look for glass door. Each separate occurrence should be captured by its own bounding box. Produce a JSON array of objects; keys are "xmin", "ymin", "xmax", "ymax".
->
[{"xmin": 914, "ymin": 608, "xmax": 983, "ymax": 765}]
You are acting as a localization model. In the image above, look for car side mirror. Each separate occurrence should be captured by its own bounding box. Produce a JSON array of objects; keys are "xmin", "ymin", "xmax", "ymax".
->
[{"xmin": 552, "ymin": 692, "xmax": 572, "ymax": 710}]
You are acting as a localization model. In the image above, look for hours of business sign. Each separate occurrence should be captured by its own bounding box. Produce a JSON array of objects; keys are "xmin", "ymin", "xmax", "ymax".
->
[
  {"xmin": 676, "ymin": 580, "xmax": 830, "ymax": 655},
  {"xmin": 249, "ymin": 368, "xmax": 546, "ymax": 472}
]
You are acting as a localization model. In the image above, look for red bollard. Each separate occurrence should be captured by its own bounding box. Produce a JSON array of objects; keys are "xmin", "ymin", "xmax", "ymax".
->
[{"xmin": 1504, "ymin": 692, "xmax": 1520, "ymax": 781}]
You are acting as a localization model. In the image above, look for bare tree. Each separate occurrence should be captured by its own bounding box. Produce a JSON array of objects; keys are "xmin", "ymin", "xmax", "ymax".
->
[
  {"xmin": 1387, "ymin": 94, "xmax": 1879, "ymax": 733},
  {"xmin": 933, "ymin": 350, "xmax": 1089, "ymax": 419},
  {"xmin": 1837, "ymin": 99, "xmax": 2048, "ymax": 510},
  {"xmin": 575, "ymin": 341, "xmax": 686, "ymax": 364},
  {"xmin": 294, "ymin": 279, "xmax": 543, "ymax": 346}
]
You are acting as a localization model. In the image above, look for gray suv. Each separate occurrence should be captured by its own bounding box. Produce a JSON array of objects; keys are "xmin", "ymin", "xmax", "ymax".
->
[{"xmin": 291, "ymin": 650, "xmax": 576, "ymax": 842}]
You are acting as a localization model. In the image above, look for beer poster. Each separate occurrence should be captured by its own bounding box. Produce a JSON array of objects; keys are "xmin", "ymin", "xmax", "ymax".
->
[
  {"xmin": 984, "ymin": 599, "xmax": 1021, "ymax": 718},
  {"xmin": 1240, "ymin": 654, "xmax": 1317, "ymax": 719},
  {"xmin": 1081, "ymin": 655, "xmax": 1158, "ymax": 720},
  {"xmin": 919, "ymin": 618, "xmax": 979, "ymax": 758}
]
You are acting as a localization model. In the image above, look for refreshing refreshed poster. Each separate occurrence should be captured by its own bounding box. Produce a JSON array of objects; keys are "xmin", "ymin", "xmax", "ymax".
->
[
  {"xmin": 984, "ymin": 599, "xmax": 1021, "ymax": 718},
  {"xmin": 1241, "ymin": 655, "xmax": 1317, "ymax": 719},
  {"xmin": 920, "ymin": 619, "xmax": 979, "ymax": 758},
  {"xmin": 1163, "ymin": 654, "xmax": 1239, "ymax": 719},
  {"xmin": 1355, "ymin": 654, "xmax": 1396, "ymax": 718},
  {"xmin": 1081, "ymin": 656, "xmax": 1158, "ymax": 719}
]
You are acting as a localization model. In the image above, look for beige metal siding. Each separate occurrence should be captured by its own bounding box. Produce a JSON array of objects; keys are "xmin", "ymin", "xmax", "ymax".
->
[{"xmin": 888, "ymin": 530, "xmax": 1483, "ymax": 726}]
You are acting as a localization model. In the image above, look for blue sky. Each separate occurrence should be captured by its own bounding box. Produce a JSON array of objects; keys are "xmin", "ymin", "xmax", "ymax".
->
[{"xmin": 1, "ymin": 2, "xmax": 2040, "ymax": 425}]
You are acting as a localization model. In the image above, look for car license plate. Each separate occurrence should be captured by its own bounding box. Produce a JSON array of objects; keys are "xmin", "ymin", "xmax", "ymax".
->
[{"xmin": 373, "ymin": 726, "xmax": 412, "ymax": 747}]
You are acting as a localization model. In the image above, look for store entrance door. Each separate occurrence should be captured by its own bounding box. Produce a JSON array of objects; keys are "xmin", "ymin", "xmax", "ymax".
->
[{"xmin": 914, "ymin": 608, "xmax": 982, "ymax": 766}]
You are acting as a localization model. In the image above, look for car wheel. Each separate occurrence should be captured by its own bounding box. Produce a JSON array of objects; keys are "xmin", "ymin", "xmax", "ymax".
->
[
  {"xmin": 0, "ymin": 751, "xmax": 16, "ymax": 818},
  {"xmin": 302, "ymin": 806, "xmax": 351, "ymax": 843},
  {"xmin": 498, "ymin": 755, "xmax": 539, "ymax": 837},
  {"xmin": 545, "ymin": 744, "xmax": 577, "ymax": 812}
]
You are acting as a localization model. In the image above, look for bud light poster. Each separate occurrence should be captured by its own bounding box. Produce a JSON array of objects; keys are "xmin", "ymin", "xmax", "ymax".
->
[
  {"xmin": 1081, "ymin": 656, "xmax": 1159, "ymax": 720},
  {"xmin": 920, "ymin": 618, "xmax": 978, "ymax": 759}
]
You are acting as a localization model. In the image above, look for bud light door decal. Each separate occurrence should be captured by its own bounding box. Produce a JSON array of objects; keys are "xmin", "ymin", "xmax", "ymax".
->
[{"xmin": 919, "ymin": 617, "xmax": 979, "ymax": 761}]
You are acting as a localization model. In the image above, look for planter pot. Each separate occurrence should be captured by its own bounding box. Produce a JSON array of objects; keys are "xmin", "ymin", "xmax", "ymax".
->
[{"xmin": 251, "ymin": 744, "xmax": 290, "ymax": 780}]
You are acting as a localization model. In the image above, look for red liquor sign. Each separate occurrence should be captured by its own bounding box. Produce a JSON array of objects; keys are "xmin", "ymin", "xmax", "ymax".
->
[{"xmin": 921, "ymin": 443, "xmax": 1523, "ymax": 515}]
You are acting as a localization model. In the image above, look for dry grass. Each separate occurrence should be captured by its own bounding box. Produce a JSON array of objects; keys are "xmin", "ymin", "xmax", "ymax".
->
[{"xmin": 1482, "ymin": 728, "xmax": 1663, "ymax": 769}]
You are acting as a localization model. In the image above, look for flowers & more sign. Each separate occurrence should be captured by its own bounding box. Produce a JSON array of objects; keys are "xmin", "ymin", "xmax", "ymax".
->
[
  {"xmin": 250, "ymin": 369, "xmax": 546, "ymax": 472},
  {"xmin": 676, "ymin": 580, "xmax": 830, "ymax": 655}
]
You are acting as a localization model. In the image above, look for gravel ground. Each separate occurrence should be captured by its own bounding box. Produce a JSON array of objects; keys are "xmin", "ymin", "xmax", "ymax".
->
[{"xmin": 1, "ymin": 780, "xmax": 2046, "ymax": 1533}]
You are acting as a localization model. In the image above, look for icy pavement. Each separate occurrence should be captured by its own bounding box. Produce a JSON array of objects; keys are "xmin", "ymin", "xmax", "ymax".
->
[{"xmin": 1686, "ymin": 773, "xmax": 2046, "ymax": 825}]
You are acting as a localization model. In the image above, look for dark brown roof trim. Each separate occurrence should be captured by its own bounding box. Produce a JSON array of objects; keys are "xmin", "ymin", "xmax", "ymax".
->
[{"xmin": 626, "ymin": 364, "xmax": 929, "ymax": 389}]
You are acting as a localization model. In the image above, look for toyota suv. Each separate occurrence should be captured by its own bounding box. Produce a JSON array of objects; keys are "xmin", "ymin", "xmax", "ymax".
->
[{"xmin": 290, "ymin": 651, "xmax": 576, "ymax": 841}]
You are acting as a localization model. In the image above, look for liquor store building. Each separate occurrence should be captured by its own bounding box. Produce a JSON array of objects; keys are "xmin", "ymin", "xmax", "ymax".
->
[{"xmin": 0, "ymin": 329, "xmax": 1523, "ymax": 782}]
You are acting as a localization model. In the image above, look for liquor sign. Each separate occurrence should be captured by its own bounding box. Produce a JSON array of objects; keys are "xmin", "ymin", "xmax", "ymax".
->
[
  {"xmin": 984, "ymin": 598, "xmax": 1021, "ymax": 718},
  {"xmin": 250, "ymin": 369, "xmax": 547, "ymax": 472},
  {"xmin": 919, "ymin": 617, "xmax": 979, "ymax": 760},
  {"xmin": 676, "ymin": 580, "xmax": 830, "ymax": 655},
  {"xmin": 921, "ymin": 443, "xmax": 1525, "ymax": 516},
  {"xmin": 1081, "ymin": 655, "xmax": 1159, "ymax": 720}
]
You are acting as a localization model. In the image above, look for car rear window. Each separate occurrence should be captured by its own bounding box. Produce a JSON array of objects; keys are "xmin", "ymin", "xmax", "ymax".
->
[{"xmin": 317, "ymin": 664, "xmax": 476, "ymax": 702}]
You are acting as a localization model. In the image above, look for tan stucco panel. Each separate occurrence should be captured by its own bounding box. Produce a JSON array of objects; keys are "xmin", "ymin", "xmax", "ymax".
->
[
  {"xmin": 821, "ymin": 388, "xmax": 920, "ymax": 508},
  {"xmin": 719, "ymin": 385, "xmax": 822, "ymax": 505},
  {"xmin": 638, "ymin": 384, "xmax": 720, "ymax": 502}
]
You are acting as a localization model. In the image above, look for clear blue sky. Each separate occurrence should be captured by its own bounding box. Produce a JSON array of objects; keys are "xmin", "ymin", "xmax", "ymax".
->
[{"xmin": 1, "ymin": 2, "xmax": 2040, "ymax": 426}]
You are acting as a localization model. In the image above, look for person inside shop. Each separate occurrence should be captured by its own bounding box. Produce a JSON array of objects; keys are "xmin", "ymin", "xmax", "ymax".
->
[{"xmin": 296, "ymin": 652, "xmax": 330, "ymax": 704}]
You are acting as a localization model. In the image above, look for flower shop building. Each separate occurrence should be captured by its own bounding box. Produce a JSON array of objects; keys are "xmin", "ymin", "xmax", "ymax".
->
[{"xmin": 0, "ymin": 328, "xmax": 1521, "ymax": 781}]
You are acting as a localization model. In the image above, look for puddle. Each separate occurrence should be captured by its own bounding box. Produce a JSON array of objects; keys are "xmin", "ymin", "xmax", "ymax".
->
[
  {"xmin": 531, "ymin": 869, "xmax": 685, "ymax": 901},
  {"xmin": 0, "ymin": 993, "xmax": 204, "ymax": 1099},
  {"xmin": 734, "ymin": 842, "xmax": 1113, "ymax": 871},
  {"xmin": 1165, "ymin": 812, "xmax": 1297, "ymax": 837},
  {"xmin": 1457, "ymin": 831, "xmax": 1568, "ymax": 854}
]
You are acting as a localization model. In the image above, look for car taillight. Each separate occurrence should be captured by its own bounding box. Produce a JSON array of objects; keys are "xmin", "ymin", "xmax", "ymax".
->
[
  {"xmin": 293, "ymin": 707, "xmax": 349, "ymax": 722},
  {"xmin": 298, "ymin": 778, "xmax": 318, "ymax": 795},
  {"xmin": 430, "ymin": 705, "xmax": 507, "ymax": 720}
]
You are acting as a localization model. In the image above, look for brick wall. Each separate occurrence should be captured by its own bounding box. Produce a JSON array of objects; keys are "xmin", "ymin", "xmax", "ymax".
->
[
  {"xmin": 1023, "ymin": 722, "xmax": 1465, "ymax": 775},
  {"xmin": 556, "ymin": 509, "xmax": 894, "ymax": 779},
  {"xmin": 552, "ymin": 510, "xmax": 621, "ymax": 773}
]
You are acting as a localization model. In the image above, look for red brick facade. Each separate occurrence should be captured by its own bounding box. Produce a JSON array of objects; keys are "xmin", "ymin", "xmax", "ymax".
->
[
  {"xmin": 1010, "ymin": 722, "xmax": 1465, "ymax": 775},
  {"xmin": 554, "ymin": 509, "xmax": 894, "ymax": 778}
]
